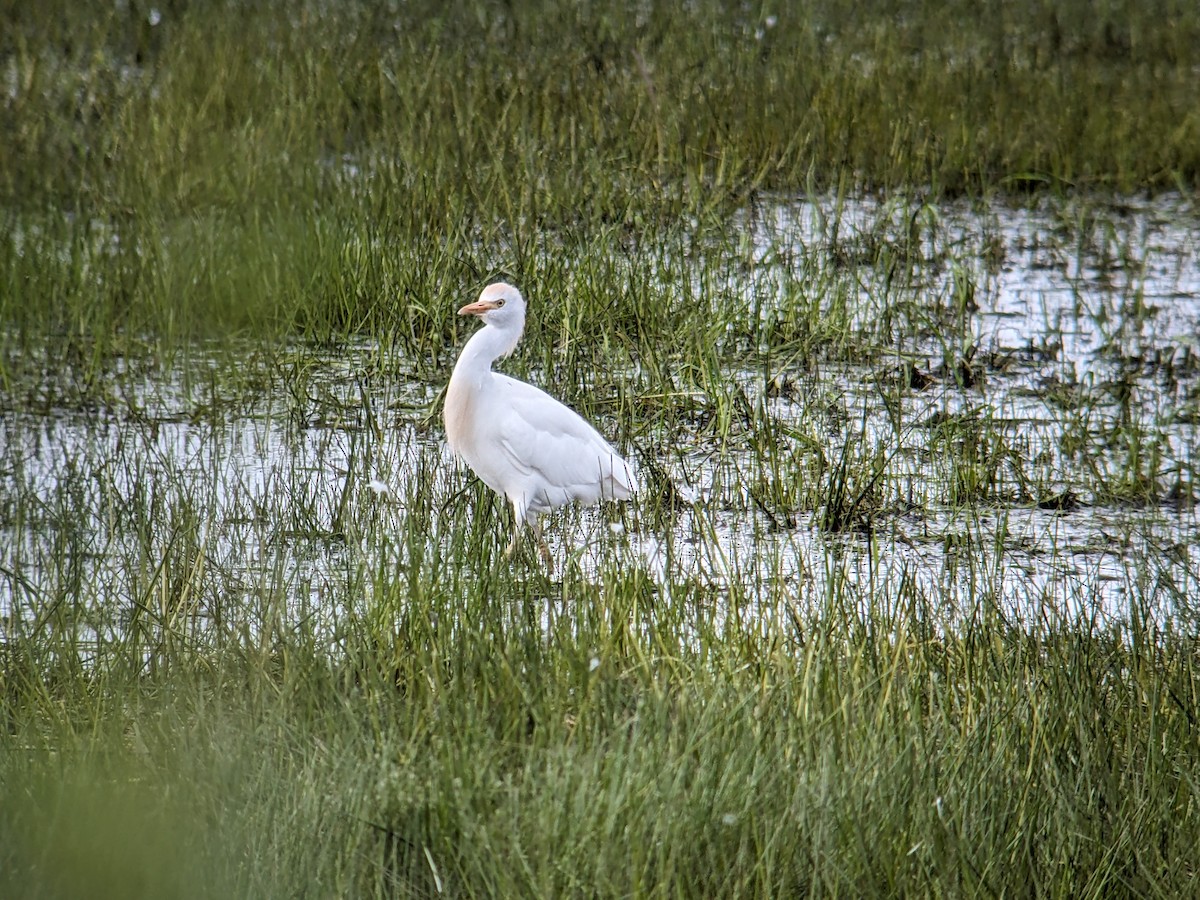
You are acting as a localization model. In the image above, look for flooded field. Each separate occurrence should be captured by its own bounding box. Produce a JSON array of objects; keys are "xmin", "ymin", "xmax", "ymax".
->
[
  {"xmin": 4, "ymin": 195, "xmax": 1198, "ymax": 646},
  {"xmin": 6, "ymin": 4, "xmax": 1200, "ymax": 893}
]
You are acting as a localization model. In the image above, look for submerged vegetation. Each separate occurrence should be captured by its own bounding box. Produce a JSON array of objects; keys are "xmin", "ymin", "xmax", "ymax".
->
[{"xmin": 2, "ymin": 2, "xmax": 1200, "ymax": 897}]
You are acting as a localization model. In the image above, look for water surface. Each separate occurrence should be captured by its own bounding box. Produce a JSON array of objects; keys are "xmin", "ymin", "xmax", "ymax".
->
[{"xmin": 3, "ymin": 195, "xmax": 1198, "ymax": 645}]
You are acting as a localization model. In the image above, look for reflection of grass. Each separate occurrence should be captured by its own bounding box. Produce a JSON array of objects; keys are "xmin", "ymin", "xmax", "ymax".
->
[{"xmin": 4, "ymin": 2, "xmax": 1200, "ymax": 894}]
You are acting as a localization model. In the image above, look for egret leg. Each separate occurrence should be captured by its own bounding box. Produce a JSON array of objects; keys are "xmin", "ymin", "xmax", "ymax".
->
[
  {"xmin": 504, "ymin": 522, "xmax": 522, "ymax": 559},
  {"xmin": 528, "ymin": 516, "xmax": 553, "ymax": 574},
  {"xmin": 505, "ymin": 498, "xmax": 527, "ymax": 560}
]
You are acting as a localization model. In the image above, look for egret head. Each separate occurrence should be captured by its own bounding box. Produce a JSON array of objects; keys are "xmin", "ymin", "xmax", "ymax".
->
[{"xmin": 458, "ymin": 282, "xmax": 526, "ymax": 329}]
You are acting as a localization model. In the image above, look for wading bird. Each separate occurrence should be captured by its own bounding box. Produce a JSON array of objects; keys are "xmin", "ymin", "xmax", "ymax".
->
[{"xmin": 444, "ymin": 282, "xmax": 637, "ymax": 570}]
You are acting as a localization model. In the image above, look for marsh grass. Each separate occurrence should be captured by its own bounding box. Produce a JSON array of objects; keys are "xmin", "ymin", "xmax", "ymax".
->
[
  {"xmin": 4, "ymin": 2, "xmax": 1200, "ymax": 897},
  {"xmin": 4, "ymin": 546, "xmax": 1199, "ymax": 897},
  {"xmin": 3, "ymin": 0, "xmax": 1200, "ymax": 354},
  {"xmin": 4, "ymin": 309, "xmax": 1200, "ymax": 896}
]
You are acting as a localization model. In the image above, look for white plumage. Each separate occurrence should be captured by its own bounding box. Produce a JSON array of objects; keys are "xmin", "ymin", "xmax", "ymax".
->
[{"xmin": 444, "ymin": 282, "xmax": 637, "ymax": 569}]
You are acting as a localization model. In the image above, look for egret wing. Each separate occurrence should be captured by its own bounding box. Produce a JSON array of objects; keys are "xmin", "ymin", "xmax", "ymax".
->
[{"xmin": 492, "ymin": 375, "xmax": 636, "ymax": 500}]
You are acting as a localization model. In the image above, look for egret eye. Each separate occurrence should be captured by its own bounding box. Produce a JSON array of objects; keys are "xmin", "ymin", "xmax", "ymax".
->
[{"xmin": 495, "ymin": 299, "xmax": 506, "ymax": 307}]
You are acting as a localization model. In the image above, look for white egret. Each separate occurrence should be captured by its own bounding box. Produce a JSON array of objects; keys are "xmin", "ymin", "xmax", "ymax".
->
[{"xmin": 444, "ymin": 282, "xmax": 637, "ymax": 569}]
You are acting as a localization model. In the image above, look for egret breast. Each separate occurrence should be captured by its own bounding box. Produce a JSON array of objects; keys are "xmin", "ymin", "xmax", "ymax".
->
[{"xmin": 443, "ymin": 373, "xmax": 475, "ymax": 456}]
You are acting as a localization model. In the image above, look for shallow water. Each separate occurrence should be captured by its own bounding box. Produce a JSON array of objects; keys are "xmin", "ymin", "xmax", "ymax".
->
[{"xmin": 2, "ymin": 195, "xmax": 1198, "ymax": 642}]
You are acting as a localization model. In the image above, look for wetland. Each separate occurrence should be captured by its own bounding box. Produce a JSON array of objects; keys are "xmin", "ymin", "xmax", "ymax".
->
[{"xmin": 3, "ymin": 2, "xmax": 1199, "ymax": 897}]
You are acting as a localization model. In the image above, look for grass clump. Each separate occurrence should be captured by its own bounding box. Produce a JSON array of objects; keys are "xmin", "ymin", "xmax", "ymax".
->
[
  {"xmin": 3, "ymin": 0, "xmax": 1200, "ymax": 353},
  {"xmin": 3, "ymin": 569, "xmax": 1199, "ymax": 897}
]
